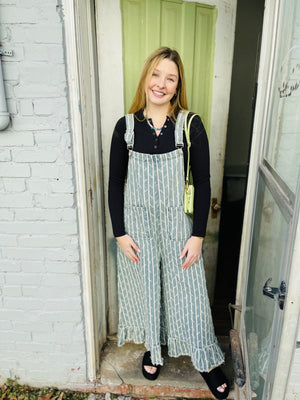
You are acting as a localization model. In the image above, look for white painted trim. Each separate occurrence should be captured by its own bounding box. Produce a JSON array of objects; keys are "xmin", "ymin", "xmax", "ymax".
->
[{"xmin": 61, "ymin": 0, "xmax": 96, "ymax": 383}]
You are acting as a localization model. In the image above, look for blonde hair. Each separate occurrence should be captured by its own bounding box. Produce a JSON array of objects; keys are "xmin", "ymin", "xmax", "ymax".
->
[{"xmin": 129, "ymin": 47, "xmax": 188, "ymax": 120}]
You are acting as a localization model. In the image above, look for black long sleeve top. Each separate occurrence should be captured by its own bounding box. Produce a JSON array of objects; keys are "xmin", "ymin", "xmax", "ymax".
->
[{"xmin": 108, "ymin": 110, "xmax": 211, "ymax": 238}]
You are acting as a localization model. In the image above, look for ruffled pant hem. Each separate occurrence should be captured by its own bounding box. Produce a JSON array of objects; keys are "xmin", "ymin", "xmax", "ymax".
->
[{"xmin": 117, "ymin": 326, "xmax": 225, "ymax": 371}]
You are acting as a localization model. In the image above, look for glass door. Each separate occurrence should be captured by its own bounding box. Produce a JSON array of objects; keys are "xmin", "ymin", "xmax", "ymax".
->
[{"xmin": 242, "ymin": 0, "xmax": 300, "ymax": 398}]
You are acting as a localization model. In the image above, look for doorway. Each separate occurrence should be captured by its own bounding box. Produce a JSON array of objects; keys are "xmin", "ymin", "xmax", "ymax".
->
[{"xmin": 212, "ymin": 0, "xmax": 265, "ymax": 336}]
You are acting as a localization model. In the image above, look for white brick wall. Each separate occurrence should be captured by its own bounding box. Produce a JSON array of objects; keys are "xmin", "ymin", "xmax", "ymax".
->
[{"xmin": 0, "ymin": 0, "xmax": 87, "ymax": 387}]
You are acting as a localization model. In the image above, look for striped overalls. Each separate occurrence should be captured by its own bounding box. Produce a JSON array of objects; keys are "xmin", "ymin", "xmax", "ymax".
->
[{"xmin": 117, "ymin": 111, "xmax": 224, "ymax": 372}]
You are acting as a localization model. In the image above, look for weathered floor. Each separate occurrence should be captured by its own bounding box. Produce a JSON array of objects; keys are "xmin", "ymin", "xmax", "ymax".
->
[{"xmin": 94, "ymin": 336, "xmax": 235, "ymax": 399}]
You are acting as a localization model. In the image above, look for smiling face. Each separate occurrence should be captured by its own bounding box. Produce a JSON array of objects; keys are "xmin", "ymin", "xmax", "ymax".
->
[{"xmin": 146, "ymin": 58, "xmax": 179, "ymax": 110}]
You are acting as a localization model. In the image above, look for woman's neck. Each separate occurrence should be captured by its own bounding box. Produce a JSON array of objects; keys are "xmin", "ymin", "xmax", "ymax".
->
[{"xmin": 146, "ymin": 103, "xmax": 170, "ymax": 120}]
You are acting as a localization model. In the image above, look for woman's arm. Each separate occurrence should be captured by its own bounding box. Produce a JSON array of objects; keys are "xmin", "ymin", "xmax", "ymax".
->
[
  {"xmin": 108, "ymin": 119, "xmax": 129, "ymax": 237},
  {"xmin": 190, "ymin": 115, "xmax": 211, "ymax": 237}
]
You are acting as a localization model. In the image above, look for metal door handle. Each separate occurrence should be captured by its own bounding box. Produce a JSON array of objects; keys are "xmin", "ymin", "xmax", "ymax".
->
[{"xmin": 263, "ymin": 278, "xmax": 286, "ymax": 310}]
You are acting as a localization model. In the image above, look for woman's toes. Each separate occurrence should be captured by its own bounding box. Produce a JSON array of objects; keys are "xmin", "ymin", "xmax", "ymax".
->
[
  {"xmin": 217, "ymin": 383, "xmax": 227, "ymax": 392},
  {"xmin": 144, "ymin": 365, "xmax": 157, "ymax": 374}
]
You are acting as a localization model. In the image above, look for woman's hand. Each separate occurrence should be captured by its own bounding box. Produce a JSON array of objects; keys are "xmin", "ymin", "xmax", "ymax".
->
[
  {"xmin": 116, "ymin": 234, "xmax": 141, "ymax": 264},
  {"xmin": 180, "ymin": 236, "xmax": 203, "ymax": 270}
]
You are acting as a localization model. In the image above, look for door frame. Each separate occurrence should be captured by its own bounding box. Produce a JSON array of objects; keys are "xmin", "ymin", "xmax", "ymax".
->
[
  {"xmin": 96, "ymin": 0, "xmax": 238, "ymax": 334},
  {"xmin": 62, "ymin": 0, "xmax": 108, "ymax": 382},
  {"xmin": 235, "ymin": 0, "xmax": 300, "ymax": 398}
]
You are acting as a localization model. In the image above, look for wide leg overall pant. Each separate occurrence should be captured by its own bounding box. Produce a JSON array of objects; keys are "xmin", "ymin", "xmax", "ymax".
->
[{"xmin": 117, "ymin": 112, "xmax": 224, "ymax": 372}]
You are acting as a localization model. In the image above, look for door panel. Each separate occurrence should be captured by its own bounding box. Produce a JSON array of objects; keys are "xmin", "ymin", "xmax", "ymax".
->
[
  {"xmin": 121, "ymin": 0, "xmax": 217, "ymax": 133},
  {"xmin": 239, "ymin": 1, "xmax": 300, "ymax": 398}
]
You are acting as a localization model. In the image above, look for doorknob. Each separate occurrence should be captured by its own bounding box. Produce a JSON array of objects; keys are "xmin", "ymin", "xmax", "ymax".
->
[
  {"xmin": 263, "ymin": 278, "xmax": 286, "ymax": 310},
  {"xmin": 211, "ymin": 197, "xmax": 221, "ymax": 218}
]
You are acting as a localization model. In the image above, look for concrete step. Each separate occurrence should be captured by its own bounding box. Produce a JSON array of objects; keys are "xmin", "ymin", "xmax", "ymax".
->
[{"xmin": 94, "ymin": 337, "xmax": 235, "ymax": 399}]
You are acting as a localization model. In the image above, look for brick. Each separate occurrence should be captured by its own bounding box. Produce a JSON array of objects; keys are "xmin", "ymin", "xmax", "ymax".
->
[
  {"xmin": 24, "ymin": 44, "xmax": 49, "ymax": 62},
  {"xmin": 41, "ymin": 273, "xmax": 80, "ymax": 288},
  {"xmin": 51, "ymin": 179, "xmax": 74, "ymax": 193},
  {"xmin": 21, "ymin": 285, "xmax": 43, "ymax": 297},
  {"xmin": 31, "ymin": 163, "xmax": 73, "ymax": 179},
  {"xmin": 14, "ymin": 341, "xmax": 54, "ymax": 353},
  {"xmin": 45, "ymin": 261, "xmax": 79, "ymax": 274},
  {"xmin": 0, "ymin": 131, "xmax": 34, "ymax": 146},
  {"xmin": 21, "ymin": 64, "xmax": 65, "ymax": 85},
  {"xmin": 39, "ymin": 285, "xmax": 81, "ymax": 299},
  {"xmin": 26, "ymin": 179, "xmax": 50, "ymax": 193},
  {"xmin": 0, "ymin": 162, "xmax": 30, "ymax": 177},
  {"xmin": 4, "ymin": 273, "xmax": 42, "ymax": 286},
  {"xmin": 2, "ymin": 247, "xmax": 59, "ymax": 261},
  {"xmin": 13, "ymin": 320, "xmax": 52, "ymax": 332},
  {"xmin": 31, "ymin": 25, "xmax": 63, "ymax": 44},
  {"xmin": 0, "ymin": 234, "xmax": 17, "ymax": 246},
  {"xmin": 4, "ymin": 297, "xmax": 43, "ymax": 311},
  {"xmin": 21, "ymin": 260, "xmax": 45, "ymax": 273},
  {"xmin": 0, "ymin": 330, "xmax": 31, "ymax": 342},
  {"xmin": 15, "ymin": 207, "xmax": 77, "ymax": 222},
  {"xmin": 18, "ymin": 235, "xmax": 73, "ymax": 248},
  {"xmin": 47, "ymin": 45, "xmax": 64, "ymax": 64},
  {"xmin": 44, "ymin": 247, "xmax": 80, "ymax": 262},
  {"xmin": 38, "ymin": 311, "xmax": 82, "ymax": 323},
  {"xmin": 31, "ymin": 331, "xmax": 55, "ymax": 343},
  {"xmin": 20, "ymin": 99, "xmax": 34, "ymax": 116},
  {"xmin": 0, "ymin": 259, "xmax": 21, "ymax": 272},
  {"xmin": 34, "ymin": 193, "xmax": 74, "ymax": 208},
  {"xmin": 39, "ymin": 4, "xmax": 62, "ymax": 24},
  {"xmin": 0, "ymin": 309, "xmax": 27, "ymax": 320},
  {"xmin": 14, "ymin": 82, "xmax": 66, "ymax": 98},
  {"xmin": 0, "ymin": 192, "xmax": 33, "ymax": 207},
  {"xmin": 3, "ymin": 246, "xmax": 79, "ymax": 262},
  {"xmin": 3, "ymin": 178, "xmax": 26, "ymax": 192},
  {"xmin": 12, "ymin": 115, "xmax": 59, "ymax": 131},
  {"xmin": 33, "ymin": 98, "xmax": 54, "ymax": 115},
  {"xmin": 12, "ymin": 148, "xmax": 58, "ymax": 162},
  {"xmin": 34, "ymin": 131, "xmax": 60, "ymax": 145},
  {"xmin": 0, "ymin": 148, "xmax": 11, "ymax": 161},
  {"xmin": 0, "ymin": 6, "xmax": 39, "ymax": 23},
  {"xmin": 45, "ymin": 298, "xmax": 82, "ymax": 312},
  {"xmin": 10, "ymin": 24, "xmax": 29, "ymax": 43},
  {"xmin": 0, "ymin": 320, "xmax": 12, "ymax": 330},
  {"xmin": 3, "ymin": 285, "xmax": 22, "ymax": 297}
]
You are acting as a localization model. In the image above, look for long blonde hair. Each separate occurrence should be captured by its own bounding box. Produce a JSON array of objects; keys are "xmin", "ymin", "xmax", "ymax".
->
[{"xmin": 129, "ymin": 47, "xmax": 188, "ymax": 120}]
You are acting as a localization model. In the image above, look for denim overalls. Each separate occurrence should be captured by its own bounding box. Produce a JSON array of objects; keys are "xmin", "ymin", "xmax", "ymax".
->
[{"xmin": 117, "ymin": 111, "xmax": 224, "ymax": 372}]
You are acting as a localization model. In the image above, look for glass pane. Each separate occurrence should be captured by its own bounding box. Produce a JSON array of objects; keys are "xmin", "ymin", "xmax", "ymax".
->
[
  {"xmin": 265, "ymin": 0, "xmax": 300, "ymax": 192},
  {"xmin": 244, "ymin": 175, "xmax": 289, "ymax": 398}
]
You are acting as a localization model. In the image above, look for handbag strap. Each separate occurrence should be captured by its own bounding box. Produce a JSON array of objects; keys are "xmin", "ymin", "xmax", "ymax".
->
[{"xmin": 184, "ymin": 111, "xmax": 197, "ymax": 186}]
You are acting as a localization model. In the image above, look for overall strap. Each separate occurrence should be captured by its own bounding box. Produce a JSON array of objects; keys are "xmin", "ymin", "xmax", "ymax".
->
[
  {"xmin": 125, "ymin": 113, "xmax": 135, "ymax": 150},
  {"xmin": 174, "ymin": 110, "xmax": 187, "ymax": 148}
]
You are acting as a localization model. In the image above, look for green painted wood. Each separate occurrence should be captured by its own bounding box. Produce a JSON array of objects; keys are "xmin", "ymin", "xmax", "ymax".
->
[{"xmin": 121, "ymin": 0, "xmax": 217, "ymax": 135}]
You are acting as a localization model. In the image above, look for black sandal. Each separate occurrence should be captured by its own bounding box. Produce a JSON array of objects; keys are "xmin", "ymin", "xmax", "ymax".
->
[
  {"xmin": 142, "ymin": 351, "xmax": 160, "ymax": 380},
  {"xmin": 200, "ymin": 367, "xmax": 229, "ymax": 399}
]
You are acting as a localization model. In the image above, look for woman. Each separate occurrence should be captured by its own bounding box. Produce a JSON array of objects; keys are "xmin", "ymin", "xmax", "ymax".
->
[{"xmin": 108, "ymin": 47, "xmax": 229, "ymax": 399}]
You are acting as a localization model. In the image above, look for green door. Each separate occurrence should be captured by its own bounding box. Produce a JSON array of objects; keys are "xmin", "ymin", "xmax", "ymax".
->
[{"xmin": 121, "ymin": 0, "xmax": 217, "ymax": 134}]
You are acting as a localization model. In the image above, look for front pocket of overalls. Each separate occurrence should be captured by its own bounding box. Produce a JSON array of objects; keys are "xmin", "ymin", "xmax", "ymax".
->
[
  {"xmin": 124, "ymin": 205, "xmax": 151, "ymax": 239},
  {"xmin": 167, "ymin": 206, "xmax": 193, "ymax": 240}
]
